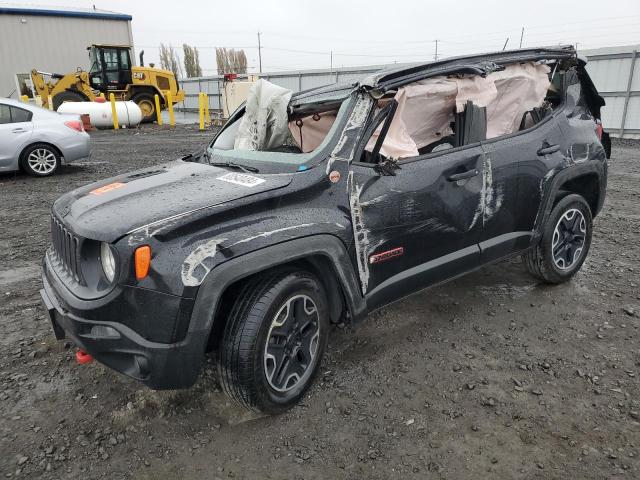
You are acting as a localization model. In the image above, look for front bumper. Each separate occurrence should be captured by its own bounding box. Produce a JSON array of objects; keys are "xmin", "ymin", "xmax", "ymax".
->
[{"xmin": 40, "ymin": 271, "xmax": 208, "ymax": 390}]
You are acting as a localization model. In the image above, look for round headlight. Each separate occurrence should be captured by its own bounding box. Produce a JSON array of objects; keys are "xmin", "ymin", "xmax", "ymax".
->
[{"xmin": 100, "ymin": 242, "xmax": 116, "ymax": 282}]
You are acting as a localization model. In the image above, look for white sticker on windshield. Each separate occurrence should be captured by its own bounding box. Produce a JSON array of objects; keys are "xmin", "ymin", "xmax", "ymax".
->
[{"xmin": 217, "ymin": 172, "xmax": 266, "ymax": 188}]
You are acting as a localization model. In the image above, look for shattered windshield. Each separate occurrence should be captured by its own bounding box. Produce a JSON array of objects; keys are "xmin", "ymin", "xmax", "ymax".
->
[{"xmin": 205, "ymin": 80, "xmax": 353, "ymax": 172}]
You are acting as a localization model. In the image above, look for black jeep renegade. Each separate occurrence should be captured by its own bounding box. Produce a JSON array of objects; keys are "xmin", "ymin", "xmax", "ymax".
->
[{"xmin": 41, "ymin": 46, "xmax": 610, "ymax": 413}]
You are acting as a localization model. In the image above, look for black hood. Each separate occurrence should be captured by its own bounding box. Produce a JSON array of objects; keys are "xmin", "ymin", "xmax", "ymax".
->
[{"xmin": 53, "ymin": 160, "xmax": 293, "ymax": 242}]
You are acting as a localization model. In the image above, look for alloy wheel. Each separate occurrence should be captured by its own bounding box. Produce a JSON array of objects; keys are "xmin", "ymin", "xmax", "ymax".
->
[
  {"xmin": 552, "ymin": 208, "xmax": 586, "ymax": 270},
  {"xmin": 27, "ymin": 148, "xmax": 57, "ymax": 175},
  {"xmin": 264, "ymin": 294, "xmax": 320, "ymax": 392}
]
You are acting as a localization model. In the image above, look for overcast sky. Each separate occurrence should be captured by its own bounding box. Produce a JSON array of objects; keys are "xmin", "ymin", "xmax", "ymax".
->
[{"xmin": 7, "ymin": 0, "xmax": 640, "ymax": 75}]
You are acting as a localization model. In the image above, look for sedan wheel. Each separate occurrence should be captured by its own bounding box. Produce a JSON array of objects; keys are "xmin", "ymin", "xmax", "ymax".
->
[{"xmin": 20, "ymin": 143, "xmax": 61, "ymax": 177}]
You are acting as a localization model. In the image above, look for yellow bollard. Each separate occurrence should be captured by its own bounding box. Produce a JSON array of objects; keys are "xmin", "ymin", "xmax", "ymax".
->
[
  {"xmin": 99, "ymin": 92, "xmax": 105, "ymax": 99},
  {"xmin": 199, "ymin": 92, "xmax": 205, "ymax": 131},
  {"xmin": 109, "ymin": 93, "xmax": 119, "ymax": 130},
  {"xmin": 167, "ymin": 91, "xmax": 175, "ymax": 127},
  {"xmin": 20, "ymin": 95, "xmax": 29, "ymax": 103},
  {"xmin": 154, "ymin": 94, "xmax": 163, "ymax": 126}
]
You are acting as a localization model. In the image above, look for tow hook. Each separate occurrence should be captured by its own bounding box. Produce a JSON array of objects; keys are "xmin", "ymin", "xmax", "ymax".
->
[{"xmin": 75, "ymin": 349, "xmax": 93, "ymax": 365}]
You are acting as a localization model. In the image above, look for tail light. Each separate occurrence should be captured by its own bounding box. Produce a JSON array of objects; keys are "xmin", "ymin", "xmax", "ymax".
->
[
  {"xmin": 595, "ymin": 119, "xmax": 603, "ymax": 140},
  {"xmin": 64, "ymin": 120, "xmax": 84, "ymax": 132}
]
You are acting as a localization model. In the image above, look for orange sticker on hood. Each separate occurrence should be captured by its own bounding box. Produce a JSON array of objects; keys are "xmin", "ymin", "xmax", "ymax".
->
[{"xmin": 90, "ymin": 182, "xmax": 126, "ymax": 196}]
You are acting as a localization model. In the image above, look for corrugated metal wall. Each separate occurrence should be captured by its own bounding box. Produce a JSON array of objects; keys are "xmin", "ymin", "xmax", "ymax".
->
[
  {"xmin": 583, "ymin": 46, "xmax": 640, "ymax": 139},
  {"xmin": 178, "ymin": 66, "xmax": 380, "ymax": 112},
  {"xmin": 0, "ymin": 14, "xmax": 133, "ymax": 98},
  {"xmin": 180, "ymin": 46, "xmax": 639, "ymax": 138}
]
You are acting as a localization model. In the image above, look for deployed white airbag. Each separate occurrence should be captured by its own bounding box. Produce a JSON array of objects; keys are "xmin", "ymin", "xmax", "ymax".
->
[
  {"xmin": 234, "ymin": 79, "xmax": 293, "ymax": 151},
  {"xmin": 366, "ymin": 62, "xmax": 551, "ymax": 160}
]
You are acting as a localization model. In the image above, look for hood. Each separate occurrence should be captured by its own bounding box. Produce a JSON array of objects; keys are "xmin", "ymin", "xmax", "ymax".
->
[{"xmin": 53, "ymin": 160, "xmax": 293, "ymax": 242}]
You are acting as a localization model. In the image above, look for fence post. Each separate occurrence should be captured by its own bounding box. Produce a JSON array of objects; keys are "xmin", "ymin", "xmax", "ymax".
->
[
  {"xmin": 619, "ymin": 50, "xmax": 637, "ymax": 139},
  {"xmin": 109, "ymin": 93, "xmax": 119, "ymax": 130},
  {"xmin": 167, "ymin": 91, "xmax": 175, "ymax": 127},
  {"xmin": 154, "ymin": 94, "xmax": 163, "ymax": 126}
]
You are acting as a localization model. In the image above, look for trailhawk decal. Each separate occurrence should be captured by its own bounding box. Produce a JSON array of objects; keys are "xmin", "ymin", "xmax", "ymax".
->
[{"xmin": 217, "ymin": 172, "xmax": 266, "ymax": 187}]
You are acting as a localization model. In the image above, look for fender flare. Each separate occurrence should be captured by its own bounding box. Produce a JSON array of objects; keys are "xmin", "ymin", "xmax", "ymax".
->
[
  {"xmin": 188, "ymin": 234, "xmax": 366, "ymax": 338},
  {"xmin": 533, "ymin": 161, "xmax": 606, "ymax": 241}
]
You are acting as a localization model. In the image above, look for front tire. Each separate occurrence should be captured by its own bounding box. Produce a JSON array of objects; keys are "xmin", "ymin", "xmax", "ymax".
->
[
  {"xmin": 218, "ymin": 270, "xmax": 329, "ymax": 414},
  {"xmin": 20, "ymin": 143, "xmax": 61, "ymax": 177},
  {"xmin": 525, "ymin": 194, "xmax": 593, "ymax": 284}
]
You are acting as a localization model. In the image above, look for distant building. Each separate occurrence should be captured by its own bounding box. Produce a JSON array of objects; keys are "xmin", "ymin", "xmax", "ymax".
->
[{"xmin": 0, "ymin": 5, "xmax": 133, "ymax": 98}]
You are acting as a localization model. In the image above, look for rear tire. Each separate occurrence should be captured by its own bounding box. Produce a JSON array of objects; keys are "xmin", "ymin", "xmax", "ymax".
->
[
  {"xmin": 19, "ymin": 143, "xmax": 61, "ymax": 177},
  {"xmin": 218, "ymin": 269, "xmax": 329, "ymax": 414},
  {"xmin": 524, "ymin": 194, "xmax": 593, "ymax": 284},
  {"xmin": 131, "ymin": 93, "xmax": 157, "ymax": 123},
  {"xmin": 52, "ymin": 90, "xmax": 86, "ymax": 111}
]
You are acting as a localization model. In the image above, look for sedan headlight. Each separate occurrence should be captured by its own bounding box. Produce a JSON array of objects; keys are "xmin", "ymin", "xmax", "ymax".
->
[{"xmin": 100, "ymin": 242, "xmax": 116, "ymax": 282}]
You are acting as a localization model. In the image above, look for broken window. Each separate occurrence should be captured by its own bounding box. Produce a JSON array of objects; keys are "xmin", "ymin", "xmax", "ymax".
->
[
  {"xmin": 212, "ymin": 79, "xmax": 347, "ymax": 157},
  {"xmin": 207, "ymin": 80, "xmax": 352, "ymax": 172},
  {"xmin": 362, "ymin": 61, "xmax": 559, "ymax": 162}
]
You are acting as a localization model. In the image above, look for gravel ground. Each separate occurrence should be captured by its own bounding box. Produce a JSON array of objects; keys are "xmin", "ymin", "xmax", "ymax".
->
[{"xmin": 0, "ymin": 126, "xmax": 639, "ymax": 479}]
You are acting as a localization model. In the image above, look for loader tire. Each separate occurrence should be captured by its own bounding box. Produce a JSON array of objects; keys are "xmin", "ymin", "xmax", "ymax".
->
[
  {"xmin": 131, "ymin": 93, "xmax": 157, "ymax": 123},
  {"xmin": 52, "ymin": 90, "xmax": 86, "ymax": 111}
]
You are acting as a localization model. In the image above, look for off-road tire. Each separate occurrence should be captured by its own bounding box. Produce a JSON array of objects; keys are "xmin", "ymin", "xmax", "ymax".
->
[
  {"xmin": 131, "ymin": 93, "xmax": 157, "ymax": 123},
  {"xmin": 19, "ymin": 143, "xmax": 61, "ymax": 177},
  {"xmin": 218, "ymin": 269, "xmax": 329, "ymax": 414},
  {"xmin": 525, "ymin": 194, "xmax": 593, "ymax": 284},
  {"xmin": 52, "ymin": 90, "xmax": 86, "ymax": 111}
]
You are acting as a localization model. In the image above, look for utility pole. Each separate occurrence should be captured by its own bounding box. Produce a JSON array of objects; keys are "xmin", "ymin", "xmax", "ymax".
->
[
  {"xmin": 257, "ymin": 31, "xmax": 262, "ymax": 73},
  {"xmin": 519, "ymin": 27, "xmax": 524, "ymax": 48},
  {"xmin": 434, "ymin": 39, "xmax": 438, "ymax": 61},
  {"xmin": 330, "ymin": 50, "xmax": 333, "ymax": 70}
]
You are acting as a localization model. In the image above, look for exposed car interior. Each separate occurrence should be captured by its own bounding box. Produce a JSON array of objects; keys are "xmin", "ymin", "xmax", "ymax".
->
[
  {"xmin": 359, "ymin": 60, "xmax": 565, "ymax": 163},
  {"xmin": 212, "ymin": 59, "xmax": 567, "ymax": 163}
]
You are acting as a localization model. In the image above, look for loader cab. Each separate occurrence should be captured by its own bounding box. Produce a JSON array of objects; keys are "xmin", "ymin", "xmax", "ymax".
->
[{"xmin": 88, "ymin": 45, "xmax": 133, "ymax": 91}]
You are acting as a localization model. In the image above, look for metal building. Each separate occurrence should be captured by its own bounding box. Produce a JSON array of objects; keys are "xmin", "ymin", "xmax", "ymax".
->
[{"xmin": 0, "ymin": 5, "xmax": 133, "ymax": 99}]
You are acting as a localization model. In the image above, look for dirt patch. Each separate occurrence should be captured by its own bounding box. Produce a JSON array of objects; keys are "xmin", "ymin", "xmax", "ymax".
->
[{"xmin": 1, "ymin": 127, "xmax": 638, "ymax": 479}]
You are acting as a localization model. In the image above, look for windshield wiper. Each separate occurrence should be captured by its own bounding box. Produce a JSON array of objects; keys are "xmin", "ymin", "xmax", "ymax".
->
[{"xmin": 209, "ymin": 161, "xmax": 259, "ymax": 173}]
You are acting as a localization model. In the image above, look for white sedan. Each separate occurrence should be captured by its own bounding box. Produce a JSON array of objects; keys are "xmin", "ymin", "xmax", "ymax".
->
[{"xmin": 0, "ymin": 97, "xmax": 91, "ymax": 177}]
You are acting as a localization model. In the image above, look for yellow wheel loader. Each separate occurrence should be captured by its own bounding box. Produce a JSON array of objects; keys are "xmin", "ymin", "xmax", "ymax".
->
[{"xmin": 31, "ymin": 44, "xmax": 185, "ymax": 123}]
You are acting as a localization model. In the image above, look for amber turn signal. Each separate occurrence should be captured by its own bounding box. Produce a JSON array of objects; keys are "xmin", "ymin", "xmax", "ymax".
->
[{"xmin": 134, "ymin": 246, "xmax": 151, "ymax": 280}]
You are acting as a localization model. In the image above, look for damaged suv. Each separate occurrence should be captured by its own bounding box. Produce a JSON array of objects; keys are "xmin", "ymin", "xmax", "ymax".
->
[{"xmin": 40, "ymin": 46, "xmax": 610, "ymax": 413}]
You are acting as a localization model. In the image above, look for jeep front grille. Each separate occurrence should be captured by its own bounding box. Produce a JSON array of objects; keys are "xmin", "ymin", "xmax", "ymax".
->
[{"xmin": 50, "ymin": 215, "xmax": 83, "ymax": 284}]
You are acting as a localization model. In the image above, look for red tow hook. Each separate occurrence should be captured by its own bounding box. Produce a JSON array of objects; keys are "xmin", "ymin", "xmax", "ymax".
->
[{"xmin": 75, "ymin": 349, "xmax": 94, "ymax": 365}]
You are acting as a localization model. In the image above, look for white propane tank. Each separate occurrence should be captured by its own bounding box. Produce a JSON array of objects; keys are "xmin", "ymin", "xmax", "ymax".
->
[{"xmin": 57, "ymin": 100, "xmax": 143, "ymax": 128}]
